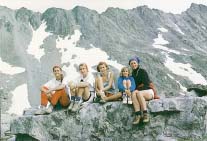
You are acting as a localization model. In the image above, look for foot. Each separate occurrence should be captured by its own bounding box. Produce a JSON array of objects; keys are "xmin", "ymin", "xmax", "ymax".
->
[
  {"xmin": 100, "ymin": 91, "xmax": 106, "ymax": 99},
  {"xmin": 132, "ymin": 115, "xmax": 141, "ymax": 125},
  {"xmin": 143, "ymin": 113, "xmax": 150, "ymax": 123},
  {"xmin": 68, "ymin": 101, "xmax": 74, "ymax": 111},
  {"xmin": 45, "ymin": 104, "xmax": 53, "ymax": 114},
  {"xmin": 71, "ymin": 101, "xmax": 81, "ymax": 112},
  {"xmin": 35, "ymin": 106, "xmax": 47, "ymax": 115},
  {"xmin": 122, "ymin": 94, "xmax": 127, "ymax": 104},
  {"xmin": 99, "ymin": 99, "xmax": 106, "ymax": 104},
  {"xmin": 127, "ymin": 96, "xmax": 132, "ymax": 104},
  {"xmin": 93, "ymin": 96, "xmax": 101, "ymax": 103}
]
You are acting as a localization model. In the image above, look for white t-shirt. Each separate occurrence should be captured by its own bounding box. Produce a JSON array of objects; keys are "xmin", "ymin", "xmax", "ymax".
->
[
  {"xmin": 44, "ymin": 77, "xmax": 69, "ymax": 94},
  {"xmin": 75, "ymin": 73, "xmax": 95, "ymax": 91}
]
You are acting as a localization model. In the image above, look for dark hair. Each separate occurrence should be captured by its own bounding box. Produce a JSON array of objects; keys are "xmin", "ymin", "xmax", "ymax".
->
[
  {"xmin": 52, "ymin": 65, "xmax": 63, "ymax": 82},
  {"xmin": 97, "ymin": 62, "xmax": 109, "ymax": 72},
  {"xmin": 52, "ymin": 65, "xmax": 62, "ymax": 72}
]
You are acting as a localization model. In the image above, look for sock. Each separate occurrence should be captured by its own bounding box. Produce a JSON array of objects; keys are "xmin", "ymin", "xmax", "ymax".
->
[
  {"xmin": 46, "ymin": 102, "xmax": 51, "ymax": 108},
  {"xmin": 135, "ymin": 111, "xmax": 141, "ymax": 116},
  {"xmin": 71, "ymin": 96, "xmax": 75, "ymax": 101},
  {"xmin": 143, "ymin": 110, "xmax": 148, "ymax": 114},
  {"xmin": 75, "ymin": 96, "xmax": 81, "ymax": 101}
]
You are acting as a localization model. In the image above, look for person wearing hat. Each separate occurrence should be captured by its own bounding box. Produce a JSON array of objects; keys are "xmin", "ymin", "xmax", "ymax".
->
[{"xmin": 129, "ymin": 57, "xmax": 159, "ymax": 124}]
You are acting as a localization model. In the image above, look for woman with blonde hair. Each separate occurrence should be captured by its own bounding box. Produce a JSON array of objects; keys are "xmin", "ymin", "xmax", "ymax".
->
[
  {"xmin": 68, "ymin": 63, "xmax": 95, "ymax": 112},
  {"xmin": 117, "ymin": 67, "xmax": 135, "ymax": 104}
]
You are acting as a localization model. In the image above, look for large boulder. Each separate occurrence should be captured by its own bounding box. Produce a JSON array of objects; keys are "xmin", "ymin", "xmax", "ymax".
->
[
  {"xmin": 10, "ymin": 96, "xmax": 207, "ymax": 141},
  {"xmin": 187, "ymin": 84, "xmax": 207, "ymax": 97}
]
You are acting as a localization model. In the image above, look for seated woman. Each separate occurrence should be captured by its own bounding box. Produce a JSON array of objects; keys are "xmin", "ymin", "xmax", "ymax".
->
[
  {"xmin": 129, "ymin": 57, "xmax": 156, "ymax": 124},
  {"xmin": 35, "ymin": 66, "xmax": 70, "ymax": 115},
  {"xmin": 96, "ymin": 66, "xmax": 135, "ymax": 103},
  {"xmin": 68, "ymin": 63, "xmax": 95, "ymax": 112},
  {"xmin": 95, "ymin": 62, "xmax": 116, "ymax": 102},
  {"xmin": 118, "ymin": 67, "xmax": 136, "ymax": 104}
]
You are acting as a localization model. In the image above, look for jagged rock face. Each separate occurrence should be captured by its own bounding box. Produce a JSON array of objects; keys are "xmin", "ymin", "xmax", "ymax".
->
[
  {"xmin": 1, "ymin": 3, "xmax": 207, "ymax": 139},
  {"xmin": 1, "ymin": 4, "xmax": 207, "ymax": 107},
  {"xmin": 187, "ymin": 84, "xmax": 207, "ymax": 97},
  {"xmin": 10, "ymin": 97, "xmax": 207, "ymax": 140}
]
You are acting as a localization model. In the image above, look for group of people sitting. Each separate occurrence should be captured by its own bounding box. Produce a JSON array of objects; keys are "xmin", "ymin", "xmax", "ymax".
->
[{"xmin": 35, "ymin": 56, "xmax": 160, "ymax": 125}]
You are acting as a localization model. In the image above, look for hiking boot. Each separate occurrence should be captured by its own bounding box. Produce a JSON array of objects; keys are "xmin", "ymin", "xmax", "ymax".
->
[
  {"xmin": 127, "ymin": 96, "xmax": 132, "ymax": 104},
  {"xmin": 35, "ymin": 106, "xmax": 47, "ymax": 115},
  {"xmin": 122, "ymin": 94, "xmax": 127, "ymax": 104},
  {"xmin": 71, "ymin": 101, "xmax": 80, "ymax": 112},
  {"xmin": 68, "ymin": 101, "xmax": 74, "ymax": 111},
  {"xmin": 132, "ymin": 115, "xmax": 141, "ymax": 125},
  {"xmin": 45, "ymin": 104, "xmax": 53, "ymax": 114},
  {"xmin": 93, "ymin": 96, "xmax": 101, "ymax": 103},
  {"xmin": 99, "ymin": 99, "xmax": 106, "ymax": 104},
  {"xmin": 143, "ymin": 113, "xmax": 150, "ymax": 123}
]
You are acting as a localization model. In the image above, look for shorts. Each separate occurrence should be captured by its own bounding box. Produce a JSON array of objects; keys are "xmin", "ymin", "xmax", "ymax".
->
[{"xmin": 139, "ymin": 89, "xmax": 154, "ymax": 99}]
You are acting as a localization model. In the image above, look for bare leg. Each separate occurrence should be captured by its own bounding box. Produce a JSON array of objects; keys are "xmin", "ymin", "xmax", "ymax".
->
[
  {"xmin": 104, "ymin": 92, "xmax": 122, "ymax": 101},
  {"xmin": 123, "ymin": 80, "xmax": 127, "ymax": 90},
  {"xmin": 132, "ymin": 91, "xmax": 141, "ymax": 112},
  {"xmin": 126, "ymin": 80, "xmax": 131, "ymax": 90},
  {"xmin": 95, "ymin": 77, "xmax": 105, "ymax": 97},
  {"xmin": 77, "ymin": 87, "xmax": 85, "ymax": 97},
  {"xmin": 82, "ymin": 87, "xmax": 90, "ymax": 100},
  {"xmin": 69, "ymin": 81, "xmax": 76, "ymax": 97},
  {"xmin": 137, "ymin": 91, "xmax": 153, "ymax": 111}
]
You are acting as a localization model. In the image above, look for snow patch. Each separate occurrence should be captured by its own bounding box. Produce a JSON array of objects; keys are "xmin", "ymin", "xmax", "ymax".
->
[
  {"xmin": 0, "ymin": 57, "xmax": 25, "ymax": 75},
  {"xmin": 27, "ymin": 22, "xmax": 51, "ymax": 61},
  {"xmin": 7, "ymin": 84, "xmax": 31, "ymax": 116},
  {"xmin": 56, "ymin": 29, "xmax": 124, "ymax": 80},
  {"xmin": 153, "ymin": 34, "xmax": 180, "ymax": 54},
  {"xmin": 153, "ymin": 33, "xmax": 169, "ymax": 45},
  {"xmin": 201, "ymin": 26, "xmax": 206, "ymax": 30},
  {"xmin": 167, "ymin": 74, "xmax": 187, "ymax": 92},
  {"xmin": 167, "ymin": 74, "xmax": 174, "ymax": 79},
  {"xmin": 174, "ymin": 24, "xmax": 185, "ymax": 35},
  {"xmin": 164, "ymin": 55, "xmax": 207, "ymax": 85},
  {"xmin": 158, "ymin": 27, "xmax": 168, "ymax": 32}
]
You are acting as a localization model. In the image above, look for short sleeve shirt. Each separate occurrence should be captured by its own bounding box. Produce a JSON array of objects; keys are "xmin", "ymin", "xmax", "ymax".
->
[{"xmin": 75, "ymin": 73, "xmax": 95, "ymax": 91}]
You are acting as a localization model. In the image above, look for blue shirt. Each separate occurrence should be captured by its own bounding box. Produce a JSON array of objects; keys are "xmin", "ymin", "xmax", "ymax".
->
[{"xmin": 118, "ymin": 76, "xmax": 136, "ymax": 92}]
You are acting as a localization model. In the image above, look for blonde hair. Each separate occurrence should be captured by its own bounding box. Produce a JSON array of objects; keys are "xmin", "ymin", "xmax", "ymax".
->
[
  {"xmin": 79, "ymin": 63, "xmax": 89, "ymax": 72},
  {"xmin": 120, "ymin": 67, "xmax": 131, "ymax": 77}
]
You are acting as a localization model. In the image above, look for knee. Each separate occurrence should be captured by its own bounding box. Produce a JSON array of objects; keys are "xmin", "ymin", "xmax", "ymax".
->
[
  {"xmin": 84, "ymin": 86, "xmax": 89, "ymax": 91},
  {"xmin": 126, "ymin": 80, "xmax": 131, "ymax": 84},
  {"xmin": 132, "ymin": 92, "xmax": 137, "ymax": 99}
]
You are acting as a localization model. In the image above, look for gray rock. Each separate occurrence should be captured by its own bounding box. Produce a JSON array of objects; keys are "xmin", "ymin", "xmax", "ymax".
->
[
  {"xmin": 187, "ymin": 84, "xmax": 207, "ymax": 97},
  {"xmin": 10, "ymin": 97, "xmax": 207, "ymax": 140}
]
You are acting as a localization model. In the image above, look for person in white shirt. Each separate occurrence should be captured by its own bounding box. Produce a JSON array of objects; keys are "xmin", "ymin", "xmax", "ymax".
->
[
  {"xmin": 68, "ymin": 63, "xmax": 95, "ymax": 112},
  {"xmin": 35, "ymin": 66, "xmax": 70, "ymax": 115}
]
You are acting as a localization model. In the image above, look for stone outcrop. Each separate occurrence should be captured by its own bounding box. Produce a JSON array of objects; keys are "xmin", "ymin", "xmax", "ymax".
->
[
  {"xmin": 10, "ymin": 96, "xmax": 207, "ymax": 141},
  {"xmin": 187, "ymin": 84, "xmax": 207, "ymax": 97}
]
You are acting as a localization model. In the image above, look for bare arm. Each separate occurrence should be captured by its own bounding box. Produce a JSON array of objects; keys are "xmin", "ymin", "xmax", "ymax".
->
[
  {"xmin": 103, "ymin": 72, "xmax": 114, "ymax": 91},
  {"xmin": 40, "ymin": 86, "xmax": 48, "ymax": 93},
  {"xmin": 41, "ymin": 84, "xmax": 65, "ymax": 94},
  {"xmin": 76, "ymin": 82, "xmax": 89, "ymax": 88},
  {"xmin": 95, "ymin": 77, "xmax": 100, "ymax": 93}
]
